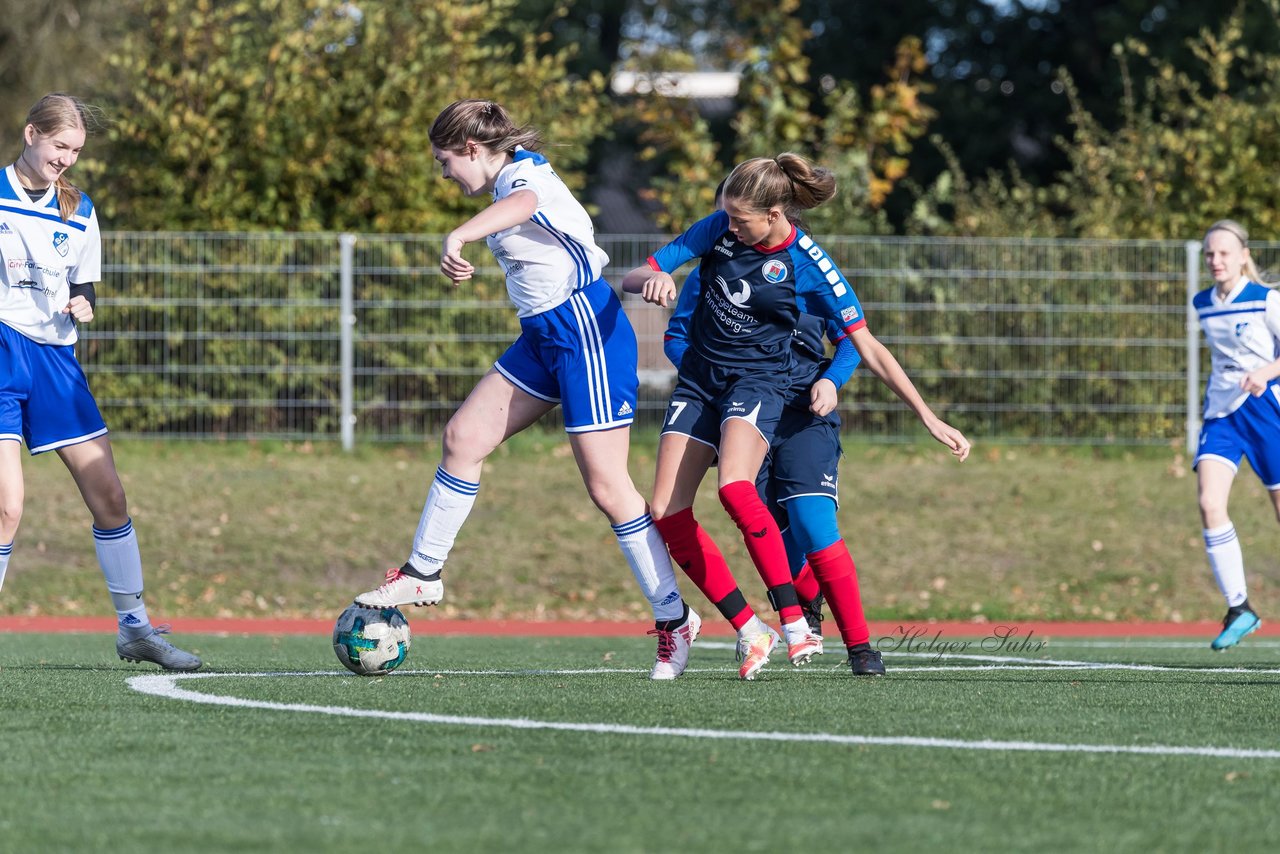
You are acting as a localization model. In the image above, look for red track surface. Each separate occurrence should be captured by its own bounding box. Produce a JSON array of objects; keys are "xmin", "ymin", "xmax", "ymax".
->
[{"xmin": 0, "ymin": 615, "xmax": 1271, "ymax": 638}]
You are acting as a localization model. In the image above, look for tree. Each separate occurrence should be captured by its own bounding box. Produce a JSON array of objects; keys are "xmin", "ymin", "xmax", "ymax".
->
[
  {"xmin": 95, "ymin": 0, "xmax": 608, "ymax": 232},
  {"xmin": 610, "ymin": 0, "xmax": 935, "ymax": 234},
  {"xmin": 0, "ymin": 1, "xmax": 117, "ymax": 154},
  {"xmin": 910, "ymin": 1, "xmax": 1280, "ymax": 239}
]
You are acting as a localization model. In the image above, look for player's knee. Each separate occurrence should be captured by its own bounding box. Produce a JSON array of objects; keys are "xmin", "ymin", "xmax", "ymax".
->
[
  {"xmin": 95, "ymin": 483, "xmax": 129, "ymax": 525},
  {"xmin": 1197, "ymin": 495, "xmax": 1229, "ymax": 527},
  {"xmin": 648, "ymin": 497, "xmax": 687, "ymax": 522},
  {"xmin": 0, "ymin": 497, "xmax": 23, "ymax": 539},
  {"xmin": 583, "ymin": 478, "xmax": 634, "ymax": 518},
  {"xmin": 441, "ymin": 415, "xmax": 492, "ymax": 465}
]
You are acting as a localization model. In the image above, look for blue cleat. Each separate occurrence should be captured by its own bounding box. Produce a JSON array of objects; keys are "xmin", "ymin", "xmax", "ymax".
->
[{"xmin": 1210, "ymin": 607, "xmax": 1261, "ymax": 651}]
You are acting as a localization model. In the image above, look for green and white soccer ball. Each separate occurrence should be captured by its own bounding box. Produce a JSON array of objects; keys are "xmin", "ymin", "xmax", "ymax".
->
[{"xmin": 332, "ymin": 604, "xmax": 412, "ymax": 676}]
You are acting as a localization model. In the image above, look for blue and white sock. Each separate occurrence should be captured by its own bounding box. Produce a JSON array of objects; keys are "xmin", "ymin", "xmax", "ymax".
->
[
  {"xmin": 0, "ymin": 540, "xmax": 12, "ymax": 593},
  {"xmin": 613, "ymin": 514, "xmax": 684, "ymax": 622},
  {"xmin": 94, "ymin": 519, "xmax": 152, "ymax": 639},
  {"xmin": 1204, "ymin": 522, "xmax": 1248, "ymax": 608},
  {"xmin": 407, "ymin": 468, "xmax": 479, "ymax": 576}
]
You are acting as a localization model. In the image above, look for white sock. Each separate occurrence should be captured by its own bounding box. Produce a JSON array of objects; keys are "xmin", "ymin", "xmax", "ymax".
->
[
  {"xmin": 407, "ymin": 467, "xmax": 479, "ymax": 576},
  {"xmin": 94, "ymin": 519, "xmax": 152, "ymax": 638},
  {"xmin": 612, "ymin": 514, "xmax": 684, "ymax": 621},
  {"xmin": 0, "ymin": 540, "xmax": 12, "ymax": 593},
  {"xmin": 738, "ymin": 614, "xmax": 770, "ymax": 639},
  {"xmin": 783, "ymin": 617, "xmax": 812, "ymax": 643},
  {"xmin": 1204, "ymin": 522, "xmax": 1248, "ymax": 607}
]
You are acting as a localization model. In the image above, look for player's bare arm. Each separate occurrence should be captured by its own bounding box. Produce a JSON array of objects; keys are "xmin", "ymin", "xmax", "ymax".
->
[{"xmin": 440, "ymin": 189, "xmax": 538, "ymax": 284}]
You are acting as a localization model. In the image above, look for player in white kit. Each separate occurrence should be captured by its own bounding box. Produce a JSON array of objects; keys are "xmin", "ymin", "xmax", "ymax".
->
[
  {"xmin": 354, "ymin": 100, "xmax": 699, "ymax": 678},
  {"xmin": 1192, "ymin": 219, "xmax": 1280, "ymax": 651},
  {"xmin": 0, "ymin": 94, "xmax": 200, "ymax": 670}
]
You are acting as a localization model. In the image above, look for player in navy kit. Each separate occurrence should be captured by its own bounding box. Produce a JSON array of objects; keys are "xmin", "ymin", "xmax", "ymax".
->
[
  {"xmin": 625, "ymin": 154, "xmax": 969, "ymax": 679},
  {"xmin": 663, "ymin": 180, "xmax": 883, "ymax": 676},
  {"xmin": 0, "ymin": 94, "xmax": 201, "ymax": 671},
  {"xmin": 1192, "ymin": 219, "xmax": 1280, "ymax": 651},
  {"xmin": 668, "ymin": 296, "xmax": 888, "ymax": 675},
  {"xmin": 354, "ymin": 100, "xmax": 700, "ymax": 679}
]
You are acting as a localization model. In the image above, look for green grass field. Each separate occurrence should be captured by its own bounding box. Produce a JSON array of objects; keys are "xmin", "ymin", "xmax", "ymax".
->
[
  {"xmin": 2, "ymin": 630, "xmax": 1278, "ymax": 852},
  {"xmin": 7, "ymin": 436, "xmax": 1279, "ymax": 624},
  {"xmin": 5, "ymin": 437, "xmax": 1280, "ymax": 851}
]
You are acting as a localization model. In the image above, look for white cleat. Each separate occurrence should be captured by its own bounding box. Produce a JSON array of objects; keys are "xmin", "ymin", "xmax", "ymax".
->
[
  {"xmin": 737, "ymin": 625, "xmax": 781, "ymax": 680},
  {"xmin": 355, "ymin": 566, "xmax": 444, "ymax": 608},
  {"xmin": 649, "ymin": 608, "xmax": 702, "ymax": 680},
  {"xmin": 786, "ymin": 630, "xmax": 824, "ymax": 666}
]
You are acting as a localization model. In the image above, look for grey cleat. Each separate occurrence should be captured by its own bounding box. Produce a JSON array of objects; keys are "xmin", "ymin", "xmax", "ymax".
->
[{"xmin": 117, "ymin": 625, "xmax": 203, "ymax": 672}]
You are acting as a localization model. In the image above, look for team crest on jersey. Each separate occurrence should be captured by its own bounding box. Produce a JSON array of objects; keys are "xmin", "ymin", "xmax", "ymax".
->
[
  {"xmin": 761, "ymin": 259, "xmax": 787, "ymax": 283},
  {"xmin": 52, "ymin": 231, "xmax": 69, "ymax": 257}
]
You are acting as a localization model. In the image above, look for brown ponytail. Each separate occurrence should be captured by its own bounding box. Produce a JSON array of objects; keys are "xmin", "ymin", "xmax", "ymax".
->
[
  {"xmin": 722, "ymin": 152, "xmax": 836, "ymax": 219},
  {"xmin": 428, "ymin": 99, "xmax": 542, "ymax": 156}
]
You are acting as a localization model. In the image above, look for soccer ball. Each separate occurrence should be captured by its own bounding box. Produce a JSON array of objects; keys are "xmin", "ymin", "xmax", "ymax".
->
[{"xmin": 332, "ymin": 604, "xmax": 412, "ymax": 676}]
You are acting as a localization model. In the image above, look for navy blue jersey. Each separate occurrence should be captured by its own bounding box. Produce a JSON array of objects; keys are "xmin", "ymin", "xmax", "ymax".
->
[
  {"xmin": 664, "ymin": 265, "xmax": 861, "ymax": 405},
  {"xmin": 648, "ymin": 210, "xmax": 866, "ymax": 372}
]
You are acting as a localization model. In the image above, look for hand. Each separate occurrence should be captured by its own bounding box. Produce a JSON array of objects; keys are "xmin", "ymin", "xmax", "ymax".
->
[
  {"xmin": 439, "ymin": 233, "xmax": 474, "ymax": 285},
  {"xmin": 1240, "ymin": 370, "xmax": 1269, "ymax": 397},
  {"xmin": 62, "ymin": 295, "xmax": 94, "ymax": 324},
  {"xmin": 640, "ymin": 272, "xmax": 677, "ymax": 308},
  {"xmin": 809, "ymin": 378, "xmax": 838, "ymax": 417},
  {"xmin": 926, "ymin": 418, "xmax": 971, "ymax": 462}
]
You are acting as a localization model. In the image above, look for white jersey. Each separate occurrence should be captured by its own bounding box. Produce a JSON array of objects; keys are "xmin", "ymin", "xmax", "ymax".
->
[
  {"xmin": 0, "ymin": 163, "xmax": 101, "ymax": 345},
  {"xmin": 1193, "ymin": 277, "xmax": 1280, "ymax": 419},
  {"xmin": 486, "ymin": 149, "xmax": 608, "ymax": 318}
]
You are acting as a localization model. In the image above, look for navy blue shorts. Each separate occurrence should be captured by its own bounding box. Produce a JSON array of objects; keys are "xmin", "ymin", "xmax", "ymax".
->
[
  {"xmin": 756, "ymin": 405, "xmax": 842, "ymax": 508},
  {"xmin": 660, "ymin": 351, "xmax": 788, "ymax": 449},
  {"xmin": 494, "ymin": 279, "xmax": 638, "ymax": 434},
  {"xmin": 1195, "ymin": 386, "xmax": 1280, "ymax": 489},
  {"xmin": 0, "ymin": 321, "xmax": 107, "ymax": 454}
]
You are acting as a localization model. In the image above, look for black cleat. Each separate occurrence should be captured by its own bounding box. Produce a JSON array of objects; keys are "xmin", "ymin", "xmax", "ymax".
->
[
  {"xmin": 848, "ymin": 644, "xmax": 885, "ymax": 676},
  {"xmin": 800, "ymin": 592, "xmax": 824, "ymax": 639}
]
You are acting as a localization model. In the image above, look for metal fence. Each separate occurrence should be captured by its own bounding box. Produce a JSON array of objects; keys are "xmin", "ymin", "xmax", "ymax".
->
[{"xmin": 82, "ymin": 231, "xmax": 1227, "ymax": 448}]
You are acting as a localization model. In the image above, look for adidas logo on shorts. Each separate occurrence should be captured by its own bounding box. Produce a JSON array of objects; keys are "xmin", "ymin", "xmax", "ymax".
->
[
  {"xmin": 617, "ymin": 401, "xmax": 633, "ymax": 417},
  {"xmin": 0, "ymin": 222, "xmax": 12, "ymax": 234}
]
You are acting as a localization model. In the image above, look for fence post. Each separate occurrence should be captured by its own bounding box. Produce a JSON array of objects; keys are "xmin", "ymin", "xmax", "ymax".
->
[
  {"xmin": 1185, "ymin": 240, "xmax": 1200, "ymax": 455},
  {"xmin": 340, "ymin": 233, "xmax": 357, "ymax": 451}
]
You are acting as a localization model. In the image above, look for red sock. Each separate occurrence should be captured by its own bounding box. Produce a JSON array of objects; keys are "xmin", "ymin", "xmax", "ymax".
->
[
  {"xmin": 718, "ymin": 480, "xmax": 802, "ymax": 623},
  {"xmin": 808, "ymin": 540, "xmax": 870, "ymax": 646},
  {"xmin": 654, "ymin": 508, "xmax": 754, "ymax": 629},
  {"xmin": 792, "ymin": 561, "xmax": 821, "ymax": 603}
]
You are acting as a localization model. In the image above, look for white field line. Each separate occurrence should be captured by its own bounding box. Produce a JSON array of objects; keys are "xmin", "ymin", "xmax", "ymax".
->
[{"xmin": 127, "ymin": 662, "xmax": 1280, "ymax": 761}]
